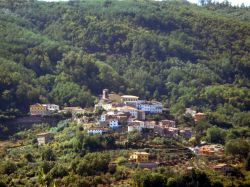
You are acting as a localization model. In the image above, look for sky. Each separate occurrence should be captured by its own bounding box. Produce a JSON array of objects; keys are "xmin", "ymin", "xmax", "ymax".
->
[
  {"xmin": 188, "ymin": 0, "xmax": 250, "ymax": 6},
  {"xmin": 40, "ymin": 0, "xmax": 250, "ymax": 6}
]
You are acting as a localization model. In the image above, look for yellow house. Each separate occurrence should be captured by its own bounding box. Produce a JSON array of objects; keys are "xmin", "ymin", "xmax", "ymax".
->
[
  {"xmin": 30, "ymin": 104, "xmax": 49, "ymax": 116},
  {"xmin": 130, "ymin": 152, "xmax": 149, "ymax": 163}
]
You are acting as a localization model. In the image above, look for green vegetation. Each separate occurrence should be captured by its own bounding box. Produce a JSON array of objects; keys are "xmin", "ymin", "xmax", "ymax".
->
[
  {"xmin": 0, "ymin": 0, "xmax": 250, "ymax": 186},
  {"xmin": 0, "ymin": 118, "xmax": 249, "ymax": 186}
]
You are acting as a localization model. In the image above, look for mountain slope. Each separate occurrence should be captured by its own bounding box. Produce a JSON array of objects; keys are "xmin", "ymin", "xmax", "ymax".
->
[{"xmin": 0, "ymin": 0, "xmax": 249, "ymax": 127}]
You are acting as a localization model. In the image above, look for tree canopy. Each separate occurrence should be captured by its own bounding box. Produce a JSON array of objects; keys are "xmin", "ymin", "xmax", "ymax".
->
[{"xmin": 0, "ymin": 0, "xmax": 249, "ymax": 128}]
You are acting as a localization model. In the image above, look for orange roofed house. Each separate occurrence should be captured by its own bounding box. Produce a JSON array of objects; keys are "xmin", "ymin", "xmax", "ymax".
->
[
  {"xmin": 198, "ymin": 144, "xmax": 224, "ymax": 156},
  {"xmin": 193, "ymin": 112, "xmax": 207, "ymax": 122}
]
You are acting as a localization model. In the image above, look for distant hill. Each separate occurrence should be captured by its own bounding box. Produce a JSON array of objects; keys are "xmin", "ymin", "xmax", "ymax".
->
[{"xmin": 0, "ymin": 0, "xmax": 249, "ymax": 127}]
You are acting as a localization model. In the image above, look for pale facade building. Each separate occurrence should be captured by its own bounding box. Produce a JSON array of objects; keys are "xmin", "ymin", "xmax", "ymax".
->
[
  {"xmin": 130, "ymin": 152, "xmax": 149, "ymax": 163},
  {"xmin": 37, "ymin": 132, "xmax": 53, "ymax": 145},
  {"xmin": 137, "ymin": 101, "xmax": 163, "ymax": 113},
  {"xmin": 87, "ymin": 128, "xmax": 108, "ymax": 135}
]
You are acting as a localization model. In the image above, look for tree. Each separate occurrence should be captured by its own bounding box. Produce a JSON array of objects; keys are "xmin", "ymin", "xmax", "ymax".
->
[
  {"xmin": 199, "ymin": 0, "xmax": 205, "ymax": 6},
  {"xmin": 177, "ymin": 169, "xmax": 211, "ymax": 187},
  {"xmin": 24, "ymin": 153, "xmax": 34, "ymax": 162},
  {"xmin": 225, "ymin": 139, "xmax": 250, "ymax": 158},
  {"xmin": 206, "ymin": 127, "xmax": 227, "ymax": 144},
  {"xmin": 42, "ymin": 148, "xmax": 56, "ymax": 161},
  {"xmin": 245, "ymin": 154, "xmax": 250, "ymax": 171},
  {"xmin": 2, "ymin": 161, "xmax": 17, "ymax": 175},
  {"xmin": 132, "ymin": 171, "xmax": 166, "ymax": 187},
  {"xmin": 48, "ymin": 165, "xmax": 68, "ymax": 178}
]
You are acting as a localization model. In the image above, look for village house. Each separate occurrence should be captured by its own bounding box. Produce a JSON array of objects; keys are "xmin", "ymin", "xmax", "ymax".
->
[
  {"xmin": 154, "ymin": 125, "xmax": 165, "ymax": 136},
  {"xmin": 154, "ymin": 125, "xmax": 179, "ymax": 137},
  {"xmin": 167, "ymin": 127, "xmax": 179, "ymax": 137},
  {"xmin": 179, "ymin": 128, "xmax": 192, "ymax": 139},
  {"xmin": 144, "ymin": 120, "xmax": 156, "ymax": 129},
  {"xmin": 128, "ymin": 124, "xmax": 143, "ymax": 133},
  {"xmin": 198, "ymin": 144, "xmax": 224, "ymax": 156},
  {"xmin": 213, "ymin": 163, "xmax": 235, "ymax": 173},
  {"xmin": 30, "ymin": 103, "xmax": 59, "ymax": 116},
  {"xmin": 37, "ymin": 132, "xmax": 53, "ymax": 145},
  {"xmin": 116, "ymin": 106, "xmax": 139, "ymax": 119},
  {"xmin": 193, "ymin": 112, "xmax": 207, "ymax": 122},
  {"xmin": 108, "ymin": 118, "xmax": 119, "ymax": 128},
  {"xmin": 100, "ymin": 111, "xmax": 129, "ymax": 127},
  {"xmin": 30, "ymin": 104, "xmax": 48, "ymax": 116},
  {"xmin": 116, "ymin": 112, "xmax": 130, "ymax": 124},
  {"xmin": 137, "ymin": 110, "xmax": 146, "ymax": 121},
  {"xmin": 121, "ymin": 95, "xmax": 139, "ymax": 108},
  {"xmin": 101, "ymin": 102, "xmax": 113, "ymax": 111},
  {"xmin": 46, "ymin": 104, "xmax": 59, "ymax": 111},
  {"xmin": 62, "ymin": 106, "xmax": 84, "ymax": 114},
  {"xmin": 128, "ymin": 120, "xmax": 145, "ymax": 131},
  {"xmin": 185, "ymin": 108, "xmax": 206, "ymax": 122},
  {"xmin": 100, "ymin": 112, "xmax": 107, "ymax": 122},
  {"xmin": 137, "ymin": 100, "xmax": 163, "ymax": 113},
  {"xmin": 130, "ymin": 151, "xmax": 149, "ymax": 163},
  {"xmin": 87, "ymin": 127, "xmax": 109, "ymax": 135},
  {"xmin": 185, "ymin": 108, "xmax": 197, "ymax": 116},
  {"xmin": 160, "ymin": 120, "xmax": 176, "ymax": 128}
]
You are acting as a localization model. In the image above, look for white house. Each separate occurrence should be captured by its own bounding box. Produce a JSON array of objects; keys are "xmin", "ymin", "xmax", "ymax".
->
[
  {"xmin": 102, "ymin": 103, "xmax": 113, "ymax": 111},
  {"xmin": 46, "ymin": 104, "xmax": 59, "ymax": 111},
  {"xmin": 137, "ymin": 101, "xmax": 163, "ymax": 113},
  {"xmin": 117, "ymin": 106, "xmax": 138, "ymax": 119},
  {"xmin": 37, "ymin": 132, "xmax": 53, "ymax": 145},
  {"xmin": 100, "ymin": 113, "xmax": 107, "ymax": 122},
  {"xmin": 128, "ymin": 125, "xmax": 143, "ymax": 132},
  {"xmin": 30, "ymin": 103, "xmax": 59, "ymax": 116},
  {"xmin": 144, "ymin": 121, "xmax": 156, "ymax": 129},
  {"xmin": 108, "ymin": 118, "xmax": 119, "ymax": 128},
  {"xmin": 127, "ymin": 120, "xmax": 146, "ymax": 133},
  {"xmin": 87, "ymin": 128, "xmax": 108, "ymax": 135}
]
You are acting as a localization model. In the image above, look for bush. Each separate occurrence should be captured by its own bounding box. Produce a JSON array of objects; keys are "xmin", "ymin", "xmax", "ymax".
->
[
  {"xmin": 206, "ymin": 127, "xmax": 227, "ymax": 144},
  {"xmin": 24, "ymin": 153, "xmax": 34, "ymax": 162},
  {"xmin": 41, "ymin": 161, "xmax": 55, "ymax": 174},
  {"xmin": 0, "ymin": 181, "xmax": 6, "ymax": 187},
  {"xmin": 2, "ymin": 161, "xmax": 17, "ymax": 175},
  {"xmin": 245, "ymin": 154, "xmax": 250, "ymax": 171},
  {"xmin": 48, "ymin": 165, "xmax": 68, "ymax": 178},
  {"xmin": 42, "ymin": 148, "xmax": 56, "ymax": 161},
  {"xmin": 225, "ymin": 139, "xmax": 250, "ymax": 158}
]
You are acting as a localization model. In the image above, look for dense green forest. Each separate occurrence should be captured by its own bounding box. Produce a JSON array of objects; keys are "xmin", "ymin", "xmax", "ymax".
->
[{"xmin": 0, "ymin": 0, "xmax": 250, "ymax": 127}]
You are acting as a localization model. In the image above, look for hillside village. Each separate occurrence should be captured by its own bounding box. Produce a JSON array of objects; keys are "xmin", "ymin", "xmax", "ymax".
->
[
  {"xmin": 30, "ymin": 89, "xmax": 203, "ymax": 140},
  {"xmin": 28, "ymin": 89, "xmax": 239, "ymax": 174},
  {"xmin": 1, "ymin": 0, "xmax": 250, "ymax": 186}
]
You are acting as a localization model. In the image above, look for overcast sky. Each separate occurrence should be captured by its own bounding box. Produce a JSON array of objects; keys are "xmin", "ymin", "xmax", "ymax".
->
[{"xmin": 40, "ymin": 0, "xmax": 250, "ymax": 6}]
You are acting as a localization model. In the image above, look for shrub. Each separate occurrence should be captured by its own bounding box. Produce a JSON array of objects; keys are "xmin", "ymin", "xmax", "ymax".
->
[
  {"xmin": 2, "ymin": 161, "xmax": 17, "ymax": 175},
  {"xmin": 225, "ymin": 139, "xmax": 250, "ymax": 158},
  {"xmin": 41, "ymin": 161, "xmax": 55, "ymax": 174},
  {"xmin": 48, "ymin": 165, "xmax": 68, "ymax": 178},
  {"xmin": 0, "ymin": 181, "xmax": 6, "ymax": 187},
  {"xmin": 24, "ymin": 153, "xmax": 34, "ymax": 162},
  {"xmin": 245, "ymin": 154, "xmax": 250, "ymax": 171},
  {"xmin": 42, "ymin": 148, "xmax": 56, "ymax": 161}
]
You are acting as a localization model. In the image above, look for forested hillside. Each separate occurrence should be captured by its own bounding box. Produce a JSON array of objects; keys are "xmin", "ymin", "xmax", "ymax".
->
[{"xmin": 0, "ymin": 0, "xmax": 250, "ymax": 127}]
